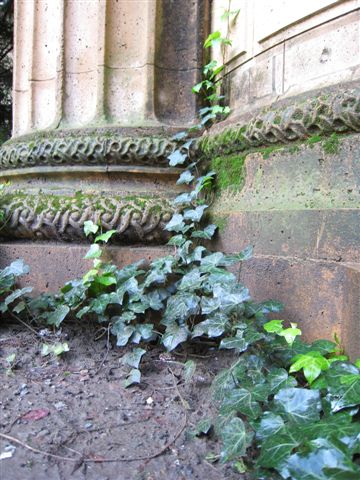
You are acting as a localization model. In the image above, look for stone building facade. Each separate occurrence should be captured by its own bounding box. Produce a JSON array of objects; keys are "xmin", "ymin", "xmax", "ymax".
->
[{"xmin": 0, "ymin": 0, "xmax": 359, "ymax": 357}]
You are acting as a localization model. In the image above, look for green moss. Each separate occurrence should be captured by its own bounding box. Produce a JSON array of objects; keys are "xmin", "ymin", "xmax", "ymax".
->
[
  {"xmin": 211, "ymin": 153, "xmax": 247, "ymax": 193},
  {"xmin": 261, "ymin": 145, "xmax": 283, "ymax": 159},
  {"xmin": 1, "ymin": 191, "xmax": 168, "ymax": 217},
  {"xmin": 210, "ymin": 214, "xmax": 228, "ymax": 233},
  {"xmin": 307, "ymin": 135, "xmax": 322, "ymax": 146},
  {"xmin": 322, "ymin": 133, "xmax": 340, "ymax": 155}
]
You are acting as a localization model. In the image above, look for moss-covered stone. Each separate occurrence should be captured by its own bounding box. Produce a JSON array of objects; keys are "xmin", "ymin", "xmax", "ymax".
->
[
  {"xmin": 211, "ymin": 153, "xmax": 247, "ymax": 193},
  {"xmin": 322, "ymin": 133, "xmax": 340, "ymax": 155}
]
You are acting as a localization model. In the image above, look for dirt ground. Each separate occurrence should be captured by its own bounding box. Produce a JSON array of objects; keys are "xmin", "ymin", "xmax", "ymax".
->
[{"xmin": 0, "ymin": 321, "xmax": 244, "ymax": 480}]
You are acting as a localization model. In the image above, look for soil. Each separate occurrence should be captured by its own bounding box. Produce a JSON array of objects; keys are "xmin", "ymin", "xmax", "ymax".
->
[{"xmin": 0, "ymin": 322, "xmax": 244, "ymax": 480}]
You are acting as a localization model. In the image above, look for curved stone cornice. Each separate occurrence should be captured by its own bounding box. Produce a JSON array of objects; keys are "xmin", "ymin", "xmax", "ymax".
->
[
  {"xmin": 198, "ymin": 88, "xmax": 360, "ymax": 158},
  {"xmin": 0, "ymin": 132, "xmax": 177, "ymax": 171},
  {"xmin": 0, "ymin": 193, "xmax": 174, "ymax": 244}
]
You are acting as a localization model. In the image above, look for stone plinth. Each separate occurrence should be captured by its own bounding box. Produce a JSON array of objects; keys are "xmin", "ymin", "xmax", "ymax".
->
[{"xmin": 0, "ymin": 0, "xmax": 208, "ymax": 245}]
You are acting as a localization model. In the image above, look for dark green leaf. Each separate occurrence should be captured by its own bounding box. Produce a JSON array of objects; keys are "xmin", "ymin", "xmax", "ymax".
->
[
  {"xmin": 121, "ymin": 348, "xmax": 146, "ymax": 369},
  {"xmin": 220, "ymin": 388, "xmax": 262, "ymax": 419},
  {"xmin": 220, "ymin": 336, "xmax": 248, "ymax": 352},
  {"xmin": 183, "ymin": 205, "xmax": 208, "ymax": 222},
  {"xmin": 191, "ymin": 224, "xmax": 217, "ymax": 239},
  {"xmin": 161, "ymin": 323, "xmax": 189, "ymax": 351},
  {"xmin": 168, "ymin": 150, "xmax": 187, "ymax": 166},
  {"xmin": 256, "ymin": 412, "xmax": 285, "ymax": 440},
  {"xmin": 124, "ymin": 368, "xmax": 141, "ymax": 388},
  {"xmin": 47, "ymin": 305, "xmax": 70, "ymax": 328},
  {"xmin": 111, "ymin": 321, "xmax": 135, "ymax": 346},
  {"xmin": 84, "ymin": 244, "xmax": 102, "ymax": 259},
  {"xmin": 1, "ymin": 259, "xmax": 30, "ymax": 277},
  {"xmin": 220, "ymin": 417, "xmax": 253, "ymax": 462},
  {"xmin": 257, "ymin": 432, "xmax": 299, "ymax": 468},
  {"xmin": 273, "ymin": 388, "xmax": 322, "ymax": 425},
  {"xmin": 165, "ymin": 213, "xmax": 186, "ymax": 233},
  {"xmin": 177, "ymin": 170, "xmax": 194, "ymax": 185}
]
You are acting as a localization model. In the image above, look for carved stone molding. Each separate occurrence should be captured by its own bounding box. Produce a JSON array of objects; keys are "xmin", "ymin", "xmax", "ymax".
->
[
  {"xmin": 0, "ymin": 134, "xmax": 177, "ymax": 171},
  {"xmin": 198, "ymin": 88, "xmax": 360, "ymax": 158},
  {"xmin": 0, "ymin": 193, "xmax": 174, "ymax": 244}
]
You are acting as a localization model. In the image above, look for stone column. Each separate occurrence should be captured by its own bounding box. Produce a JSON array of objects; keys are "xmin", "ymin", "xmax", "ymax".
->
[{"xmin": 0, "ymin": 0, "xmax": 208, "ymax": 244}]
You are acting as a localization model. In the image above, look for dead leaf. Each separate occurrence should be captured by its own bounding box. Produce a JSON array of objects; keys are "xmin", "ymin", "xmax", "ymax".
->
[{"xmin": 22, "ymin": 408, "xmax": 50, "ymax": 421}]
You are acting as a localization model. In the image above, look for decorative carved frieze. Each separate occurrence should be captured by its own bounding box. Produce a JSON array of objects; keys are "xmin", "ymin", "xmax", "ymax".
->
[
  {"xmin": 198, "ymin": 88, "xmax": 360, "ymax": 157},
  {"xmin": 0, "ymin": 193, "xmax": 174, "ymax": 244},
  {"xmin": 0, "ymin": 134, "xmax": 177, "ymax": 171}
]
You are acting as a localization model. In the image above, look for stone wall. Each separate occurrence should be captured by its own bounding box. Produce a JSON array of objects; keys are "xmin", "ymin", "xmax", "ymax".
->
[
  {"xmin": 211, "ymin": 0, "xmax": 360, "ymax": 121},
  {"xmin": 0, "ymin": 0, "xmax": 359, "ymax": 357},
  {"xmin": 205, "ymin": 1, "xmax": 360, "ymax": 358}
]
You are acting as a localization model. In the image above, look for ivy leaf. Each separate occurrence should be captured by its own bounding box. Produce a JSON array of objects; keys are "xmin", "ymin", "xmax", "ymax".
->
[
  {"xmin": 220, "ymin": 336, "xmax": 248, "ymax": 352},
  {"xmin": 178, "ymin": 269, "xmax": 203, "ymax": 291},
  {"xmin": 220, "ymin": 417, "xmax": 253, "ymax": 462},
  {"xmin": 47, "ymin": 305, "xmax": 70, "ymax": 328},
  {"xmin": 326, "ymin": 374, "xmax": 360, "ymax": 412},
  {"xmin": 290, "ymin": 351, "xmax": 330, "ymax": 384},
  {"xmin": 192, "ymin": 82, "xmax": 203, "ymax": 94},
  {"xmin": 173, "ymin": 192, "xmax": 193, "ymax": 205},
  {"xmin": 256, "ymin": 412, "xmax": 285, "ymax": 440},
  {"xmin": 111, "ymin": 321, "xmax": 135, "ymax": 347},
  {"xmin": 165, "ymin": 213, "xmax": 186, "ymax": 233},
  {"xmin": 124, "ymin": 368, "xmax": 141, "ymax": 388},
  {"xmin": 136, "ymin": 323, "xmax": 154, "ymax": 341},
  {"xmin": 267, "ymin": 368, "xmax": 297, "ymax": 394},
  {"xmin": 163, "ymin": 293, "xmax": 199, "ymax": 323},
  {"xmin": 191, "ymin": 224, "xmax": 217, "ymax": 239},
  {"xmin": 121, "ymin": 348, "xmax": 146, "ymax": 369},
  {"xmin": 273, "ymin": 388, "xmax": 322, "ymax": 425},
  {"xmin": 223, "ymin": 246, "xmax": 253, "ymax": 264},
  {"xmin": 161, "ymin": 323, "xmax": 189, "ymax": 351},
  {"xmin": 83, "ymin": 220, "xmax": 99, "ymax": 236},
  {"xmin": 190, "ymin": 418, "xmax": 212, "ymax": 437},
  {"xmin": 1, "ymin": 259, "xmax": 30, "ymax": 277},
  {"xmin": 220, "ymin": 388, "xmax": 262, "ymax": 419},
  {"xmin": 183, "ymin": 205, "xmax": 208, "ymax": 222},
  {"xmin": 212, "ymin": 360, "xmax": 245, "ymax": 401},
  {"xmin": 204, "ymin": 31, "xmax": 221, "ymax": 48},
  {"xmin": 259, "ymin": 300, "xmax": 284, "ymax": 313},
  {"xmin": 278, "ymin": 324, "xmax": 302, "ymax": 346},
  {"xmin": 4, "ymin": 287, "xmax": 33, "ymax": 307},
  {"xmin": 184, "ymin": 359, "xmax": 196, "ymax": 384},
  {"xmin": 177, "ymin": 170, "xmax": 194, "ymax": 185},
  {"xmin": 257, "ymin": 432, "xmax": 299, "ymax": 468},
  {"xmin": 167, "ymin": 234, "xmax": 186, "ymax": 247},
  {"xmin": 264, "ymin": 319, "xmax": 284, "ymax": 334},
  {"xmin": 95, "ymin": 274, "xmax": 117, "ymax": 286},
  {"xmin": 95, "ymin": 230, "xmax": 117, "ymax": 243},
  {"xmin": 280, "ymin": 447, "xmax": 356, "ymax": 480},
  {"xmin": 172, "ymin": 131, "xmax": 188, "ymax": 141},
  {"xmin": 168, "ymin": 150, "xmax": 187, "ymax": 166},
  {"xmin": 143, "ymin": 291, "xmax": 163, "ymax": 311},
  {"xmin": 84, "ymin": 244, "xmax": 102, "ymax": 259},
  {"xmin": 194, "ymin": 313, "xmax": 230, "ymax": 338}
]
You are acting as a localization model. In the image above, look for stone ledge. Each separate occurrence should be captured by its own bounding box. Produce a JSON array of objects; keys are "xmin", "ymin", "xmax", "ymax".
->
[
  {"xmin": 0, "ymin": 193, "xmax": 174, "ymax": 244},
  {"xmin": 197, "ymin": 87, "xmax": 360, "ymax": 158},
  {"xmin": 0, "ymin": 132, "xmax": 178, "ymax": 171}
]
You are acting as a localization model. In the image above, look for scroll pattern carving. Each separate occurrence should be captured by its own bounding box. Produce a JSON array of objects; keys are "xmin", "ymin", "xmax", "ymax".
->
[
  {"xmin": 0, "ymin": 194, "xmax": 174, "ymax": 244},
  {"xmin": 198, "ymin": 89, "xmax": 360, "ymax": 157},
  {"xmin": 0, "ymin": 135, "xmax": 177, "ymax": 170}
]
